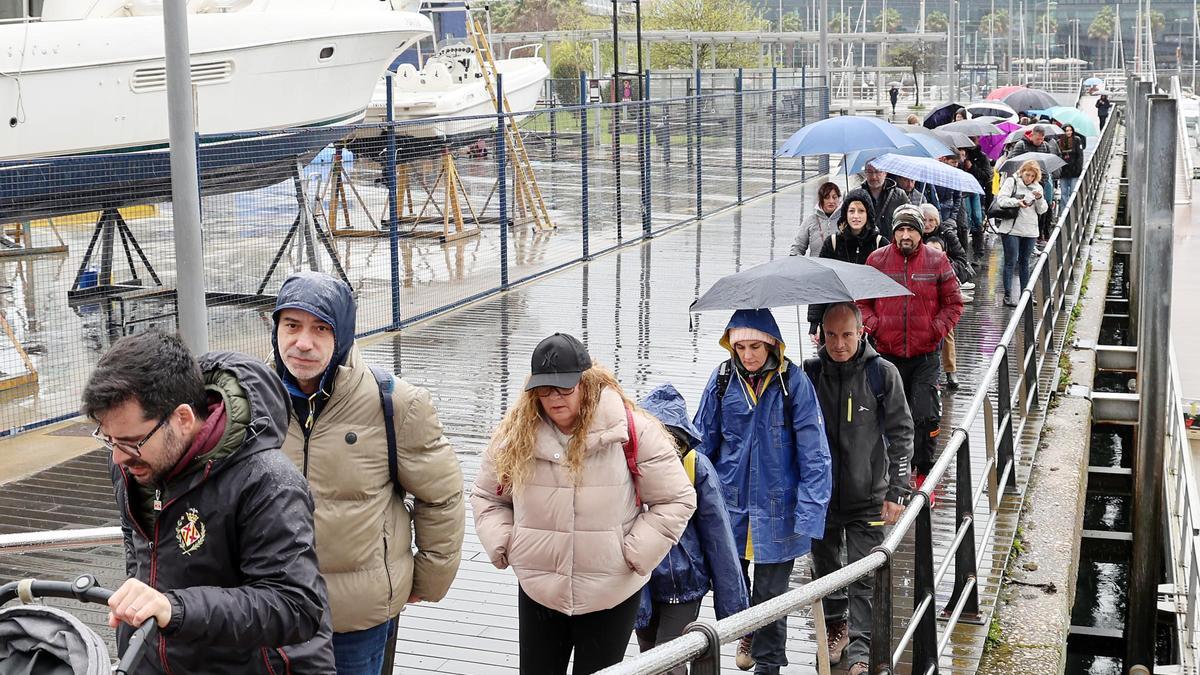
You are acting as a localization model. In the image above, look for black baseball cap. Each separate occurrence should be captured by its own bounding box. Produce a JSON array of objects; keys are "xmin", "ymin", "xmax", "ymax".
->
[{"xmin": 526, "ymin": 333, "xmax": 592, "ymax": 391}]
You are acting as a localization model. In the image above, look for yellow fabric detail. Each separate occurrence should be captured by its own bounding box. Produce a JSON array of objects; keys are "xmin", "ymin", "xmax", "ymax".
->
[
  {"xmin": 745, "ymin": 527, "xmax": 754, "ymax": 560},
  {"xmin": 683, "ymin": 449, "xmax": 696, "ymax": 484}
]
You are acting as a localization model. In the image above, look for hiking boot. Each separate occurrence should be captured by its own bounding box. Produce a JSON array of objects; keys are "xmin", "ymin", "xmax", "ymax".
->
[
  {"xmin": 735, "ymin": 635, "xmax": 755, "ymax": 670},
  {"xmin": 849, "ymin": 662, "xmax": 870, "ymax": 675},
  {"xmin": 946, "ymin": 373, "xmax": 960, "ymax": 390},
  {"xmin": 826, "ymin": 619, "xmax": 849, "ymax": 665}
]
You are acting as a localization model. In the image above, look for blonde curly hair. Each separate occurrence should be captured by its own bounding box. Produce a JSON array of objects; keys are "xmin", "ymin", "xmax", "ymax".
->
[{"xmin": 488, "ymin": 363, "xmax": 663, "ymax": 493}]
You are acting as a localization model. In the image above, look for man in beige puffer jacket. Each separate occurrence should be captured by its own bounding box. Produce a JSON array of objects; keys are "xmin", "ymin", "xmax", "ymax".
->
[{"xmin": 273, "ymin": 272, "xmax": 465, "ymax": 675}]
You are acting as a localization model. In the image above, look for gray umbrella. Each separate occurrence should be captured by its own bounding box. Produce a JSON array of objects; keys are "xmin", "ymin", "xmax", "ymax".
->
[
  {"xmin": 1001, "ymin": 88, "xmax": 1060, "ymax": 113},
  {"xmin": 1000, "ymin": 152, "xmax": 1067, "ymax": 175},
  {"xmin": 895, "ymin": 124, "xmax": 973, "ymax": 149},
  {"xmin": 939, "ymin": 119, "xmax": 1003, "ymax": 136},
  {"xmin": 690, "ymin": 255, "xmax": 911, "ymax": 313}
]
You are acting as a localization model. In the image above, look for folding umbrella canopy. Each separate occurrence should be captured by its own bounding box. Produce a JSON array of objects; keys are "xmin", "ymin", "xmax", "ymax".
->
[
  {"xmin": 965, "ymin": 101, "xmax": 1017, "ymax": 122},
  {"xmin": 979, "ymin": 121, "xmax": 1023, "ymax": 160},
  {"xmin": 922, "ymin": 101, "xmax": 968, "ymax": 128},
  {"xmin": 939, "ymin": 119, "xmax": 1003, "ymax": 136},
  {"xmin": 690, "ymin": 255, "xmax": 911, "ymax": 313},
  {"xmin": 1000, "ymin": 152, "xmax": 1067, "ymax": 175},
  {"xmin": 1001, "ymin": 88, "xmax": 1060, "ymax": 113},
  {"xmin": 1005, "ymin": 124, "xmax": 1063, "ymax": 144},
  {"xmin": 1044, "ymin": 106, "xmax": 1100, "ymax": 136},
  {"xmin": 866, "ymin": 153, "xmax": 986, "ymax": 194},
  {"xmin": 841, "ymin": 132, "xmax": 955, "ymax": 175},
  {"xmin": 776, "ymin": 116, "xmax": 915, "ymax": 157},
  {"xmin": 894, "ymin": 124, "xmax": 972, "ymax": 149},
  {"xmin": 1083, "ymin": 76, "xmax": 1104, "ymax": 87},
  {"xmin": 986, "ymin": 85, "xmax": 1025, "ymax": 101}
]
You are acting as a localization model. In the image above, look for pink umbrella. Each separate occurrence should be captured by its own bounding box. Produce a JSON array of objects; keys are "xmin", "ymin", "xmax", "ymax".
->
[
  {"xmin": 979, "ymin": 121, "xmax": 1023, "ymax": 160},
  {"xmin": 987, "ymin": 85, "xmax": 1025, "ymax": 101}
]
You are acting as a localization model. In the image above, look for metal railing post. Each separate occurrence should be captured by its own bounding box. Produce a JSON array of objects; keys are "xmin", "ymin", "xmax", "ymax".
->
[
  {"xmin": 870, "ymin": 548, "xmax": 894, "ymax": 674},
  {"xmin": 580, "ymin": 72, "xmax": 591, "ymax": 260},
  {"xmin": 912, "ymin": 499, "xmax": 939, "ymax": 673},
  {"xmin": 496, "ymin": 74, "xmax": 509, "ymax": 289},
  {"xmin": 1126, "ymin": 79, "xmax": 1153, "ymax": 338},
  {"xmin": 1126, "ymin": 94, "xmax": 1178, "ymax": 672},
  {"xmin": 384, "ymin": 72, "xmax": 401, "ymax": 329},
  {"xmin": 996, "ymin": 349, "xmax": 1018, "ymax": 491},
  {"xmin": 695, "ymin": 68, "xmax": 703, "ymax": 220},
  {"xmin": 735, "ymin": 68, "xmax": 744, "ymax": 205},
  {"xmin": 947, "ymin": 433, "xmax": 982, "ymax": 619},
  {"xmin": 771, "ymin": 67, "xmax": 778, "ymax": 193},
  {"xmin": 642, "ymin": 69, "xmax": 652, "ymax": 237},
  {"xmin": 681, "ymin": 620, "xmax": 721, "ymax": 675},
  {"xmin": 1021, "ymin": 299, "xmax": 1038, "ymax": 410},
  {"xmin": 801, "ymin": 65, "xmax": 808, "ymax": 181},
  {"xmin": 613, "ymin": 76, "xmax": 624, "ymax": 241}
]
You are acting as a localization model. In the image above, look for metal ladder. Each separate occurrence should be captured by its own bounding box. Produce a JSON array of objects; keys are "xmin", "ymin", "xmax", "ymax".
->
[{"xmin": 465, "ymin": 16, "xmax": 554, "ymax": 231}]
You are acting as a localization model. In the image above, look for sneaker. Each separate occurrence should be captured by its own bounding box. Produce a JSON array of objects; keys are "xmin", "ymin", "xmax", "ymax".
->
[
  {"xmin": 849, "ymin": 662, "xmax": 869, "ymax": 675},
  {"xmin": 826, "ymin": 620, "xmax": 849, "ymax": 665},
  {"xmin": 736, "ymin": 635, "xmax": 755, "ymax": 670},
  {"xmin": 961, "ymin": 291, "xmax": 975, "ymax": 304},
  {"xmin": 945, "ymin": 373, "xmax": 960, "ymax": 390},
  {"xmin": 960, "ymin": 282, "xmax": 976, "ymax": 291}
]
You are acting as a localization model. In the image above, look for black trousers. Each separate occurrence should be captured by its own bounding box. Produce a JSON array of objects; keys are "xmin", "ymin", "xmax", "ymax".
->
[
  {"xmin": 635, "ymin": 599, "xmax": 703, "ymax": 675},
  {"xmin": 518, "ymin": 585, "xmax": 641, "ymax": 675},
  {"xmin": 882, "ymin": 350, "xmax": 942, "ymax": 474},
  {"xmin": 810, "ymin": 510, "xmax": 886, "ymax": 666},
  {"xmin": 739, "ymin": 558, "xmax": 796, "ymax": 675}
]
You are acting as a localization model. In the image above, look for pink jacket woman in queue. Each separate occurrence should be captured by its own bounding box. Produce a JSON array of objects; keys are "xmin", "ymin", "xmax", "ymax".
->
[{"xmin": 471, "ymin": 333, "xmax": 697, "ymax": 674}]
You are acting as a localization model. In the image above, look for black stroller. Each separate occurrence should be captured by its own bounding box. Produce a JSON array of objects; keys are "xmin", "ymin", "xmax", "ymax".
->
[{"xmin": 0, "ymin": 575, "xmax": 156, "ymax": 675}]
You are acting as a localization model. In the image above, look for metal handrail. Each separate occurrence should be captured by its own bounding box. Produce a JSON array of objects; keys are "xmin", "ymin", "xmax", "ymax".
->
[
  {"xmin": 1169, "ymin": 76, "xmax": 1195, "ymax": 200},
  {"xmin": 1164, "ymin": 347, "xmax": 1200, "ymax": 670},
  {"xmin": 601, "ymin": 89, "xmax": 1124, "ymax": 675},
  {"xmin": 0, "ymin": 527, "xmax": 122, "ymax": 554}
]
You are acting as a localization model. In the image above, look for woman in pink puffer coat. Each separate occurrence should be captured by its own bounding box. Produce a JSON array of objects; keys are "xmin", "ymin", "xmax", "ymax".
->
[{"xmin": 471, "ymin": 333, "xmax": 696, "ymax": 674}]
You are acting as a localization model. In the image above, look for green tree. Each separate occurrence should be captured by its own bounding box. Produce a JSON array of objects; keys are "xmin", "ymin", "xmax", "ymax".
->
[
  {"xmin": 492, "ymin": 0, "xmax": 585, "ymax": 32},
  {"xmin": 644, "ymin": 0, "xmax": 768, "ymax": 68},
  {"xmin": 874, "ymin": 7, "xmax": 902, "ymax": 32},
  {"xmin": 925, "ymin": 10, "xmax": 948, "ymax": 32},
  {"xmin": 829, "ymin": 11, "xmax": 852, "ymax": 32},
  {"xmin": 780, "ymin": 10, "xmax": 804, "ymax": 31},
  {"xmin": 978, "ymin": 9, "xmax": 1009, "ymax": 36},
  {"xmin": 1146, "ymin": 9, "xmax": 1166, "ymax": 34},
  {"xmin": 889, "ymin": 44, "xmax": 938, "ymax": 105},
  {"xmin": 1035, "ymin": 12, "xmax": 1058, "ymax": 35},
  {"xmin": 1089, "ymin": 6, "xmax": 1115, "ymax": 66}
]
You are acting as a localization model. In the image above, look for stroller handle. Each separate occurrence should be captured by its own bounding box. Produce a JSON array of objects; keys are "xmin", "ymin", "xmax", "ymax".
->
[{"xmin": 0, "ymin": 575, "xmax": 159, "ymax": 674}]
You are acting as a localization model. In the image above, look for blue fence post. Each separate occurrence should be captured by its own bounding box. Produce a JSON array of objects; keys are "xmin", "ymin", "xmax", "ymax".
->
[
  {"xmin": 496, "ymin": 74, "xmax": 508, "ymax": 289},
  {"xmin": 735, "ymin": 67, "xmax": 744, "ymax": 205},
  {"xmin": 580, "ymin": 71, "xmax": 590, "ymax": 260},
  {"xmin": 641, "ymin": 69, "xmax": 652, "ymax": 237},
  {"xmin": 384, "ymin": 72, "xmax": 401, "ymax": 329},
  {"xmin": 695, "ymin": 68, "xmax": 703, "ymax": 220},
  {"xmin": 771, "ymin": 66, "xmax": 778, "ymax": 193}
]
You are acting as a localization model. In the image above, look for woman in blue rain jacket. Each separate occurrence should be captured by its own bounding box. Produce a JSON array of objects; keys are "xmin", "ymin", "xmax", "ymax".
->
[
  {"xmin": 691, "ymin": 308, "xmax": 832, "ymax": 675},
  {"xmin": 635, "ymin": 384, "xmax": 749, "ymax": 673}
]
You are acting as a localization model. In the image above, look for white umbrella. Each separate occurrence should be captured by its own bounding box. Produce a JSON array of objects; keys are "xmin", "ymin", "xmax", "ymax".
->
[{"xmin": 866, "ymin": 153, "xmax": 985, "ymax": 194}]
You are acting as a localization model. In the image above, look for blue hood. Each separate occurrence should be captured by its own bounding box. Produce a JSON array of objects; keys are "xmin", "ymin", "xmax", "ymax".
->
[
  {"xmin": 719, "ymin": 308, "xmax": 788, "ymax": 361},
  {"xmin": 271, "ymin": 272, "xmax": 356, "ymax": 395},
  {"xmin": 639, "ymin": 384, "xmax": 702, "ymax": 448}
]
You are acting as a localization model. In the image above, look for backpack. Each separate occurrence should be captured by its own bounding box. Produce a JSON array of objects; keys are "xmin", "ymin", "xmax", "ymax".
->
[
  {"xmin": 369, "ymin": 365, "xmax": 405, "ymax": 494},
  {"xmin": 802, "ymin": 356, "xmax": 888, "ymax": 439},
  {"xmin": 714, "ymin": 357, "xmax": 797, "ymax": 440}
]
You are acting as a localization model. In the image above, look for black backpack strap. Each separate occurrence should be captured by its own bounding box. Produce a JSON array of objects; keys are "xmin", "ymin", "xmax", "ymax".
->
[
  {"xmin": 715, "ymin": 359, "xmax": 732, "ymax": 403},
  {"xmin": 864, "ymin": 356, "xmax": 888, "ymax": 442},
  {"xmin": 368, "ymin": 364, "xmax": 400, "ymax": 491}
]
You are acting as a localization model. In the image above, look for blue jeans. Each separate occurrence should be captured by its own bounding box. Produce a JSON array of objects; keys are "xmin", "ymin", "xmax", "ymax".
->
[
  {"xmin": 332, "ymin": 618, "xmax": 396, "ymax": 675},
  {"xmin": 1059, "ymin": 176, "xmax": 1079, "ymax": 207},
  {"xmin": 1001, "ymin": 234, "xmax": 1037, "ymax": 298}
]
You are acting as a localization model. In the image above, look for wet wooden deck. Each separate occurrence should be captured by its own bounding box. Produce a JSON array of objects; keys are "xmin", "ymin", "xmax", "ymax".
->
[{"xmin": 0, "ymin": 163, "xmax": 1105, "ymax": 672}]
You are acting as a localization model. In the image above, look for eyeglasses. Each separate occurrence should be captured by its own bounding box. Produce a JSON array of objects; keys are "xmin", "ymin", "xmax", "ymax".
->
[
  {"xmin": 92, "ymin": 416, "xmax": 169, "ymax": 458},
  {"xmin": 533, "ymin": 385, "xmax": 577, "ymax": 398}
]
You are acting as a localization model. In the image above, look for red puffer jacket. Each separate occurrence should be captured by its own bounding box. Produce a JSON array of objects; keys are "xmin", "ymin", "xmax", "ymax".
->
[{"xmin": 858, "ymin": 242, "xmax": 964, "ymax": 358}]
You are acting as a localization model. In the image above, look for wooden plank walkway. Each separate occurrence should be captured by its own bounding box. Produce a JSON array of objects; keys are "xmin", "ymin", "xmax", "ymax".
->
[{"xmin": 0, "ymin": 165, "xmax": 1104, "ymax": 672}]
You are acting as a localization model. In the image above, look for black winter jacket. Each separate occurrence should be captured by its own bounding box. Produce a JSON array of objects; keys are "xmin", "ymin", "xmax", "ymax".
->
[
  {"xmin": 805, "ymin": 341, "xmax": 914, "ymax": 514},
  {"xmin": 845, "ymin": 180, "xmax": 909, "ymax": 240},
  {"xmin": 113, "ymin": 351, "xmax": 335, "ymax": 674},
  {"xmin": 807, "ymin": 223, "xmax": 889, "ymax": 331}
]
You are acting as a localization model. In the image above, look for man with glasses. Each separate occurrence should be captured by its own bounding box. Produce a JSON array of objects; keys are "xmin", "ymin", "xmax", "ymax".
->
[
  {"xmin": 272, "ymin": 272, "xmax": 465, "ymax": 675},
  {"xmin": 82, "ymin": 330, "xmax": 335, "ymax": 674},
  {"xmin": 844, "ymin": 162, "xmax": 910, "ymax": 240}
]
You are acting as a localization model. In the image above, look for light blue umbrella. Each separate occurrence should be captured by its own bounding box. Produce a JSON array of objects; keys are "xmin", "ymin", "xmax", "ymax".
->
[
  {"xmin": 1043, "ymin": 106, "xmax": 1101, "ymax": 136},
  {"xmin": 776, "ymin": 116, "xmax": 915, "ymax": 157},
  {"xmin": 867, "ymin": 153, "xmax": 985, "ymax": 194},
  {"xmin": 842, "ymin": 132, "xmax": 955, "ymax": 175},
  {"xmin": 1083, "ymin": 77, "xmax": 1104, "ymax": 87}
]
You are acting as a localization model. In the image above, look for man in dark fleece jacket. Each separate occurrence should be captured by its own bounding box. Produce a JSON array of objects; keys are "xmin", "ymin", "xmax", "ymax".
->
[
  {"xmin": 805, "ymin": 303, "xmax": 913, "ymax": 675},
  {"xmin": 83, "ymin": 331, "xmax": 335, "ymax": 674}
]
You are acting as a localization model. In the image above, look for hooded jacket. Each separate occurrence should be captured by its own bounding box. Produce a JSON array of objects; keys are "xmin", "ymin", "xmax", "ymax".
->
[
  {"xmin": 806, "ymin": 341, "xmax": 914, "ymax": 515},
  {"xmin": 859, "ymin": 240, "xmax": 964, "ymax": 358},
  {"xmin": 273, "ymin": 272, "xmax": 465, "ymax": 633},
  {"xmin": 845, "ymin": 178, "xmax": 910, "ymax": 240},
  {"xmin": 789, "ymin": 202, "xmax": 840, "ymax": 257},
  {"xmin": 112, "ymin": 351, "xmax": 335, "ymax": 674},
  {"xmin": 635, "ymin": 384, "xmax": 748, "ymax": 628},
  {"xmin": 471, "ymin": 387, "xmax": 696, "ymax": 615},
  {"xmin": 693, "ymin": 309, "xmax": 833, "ymax": 564}
]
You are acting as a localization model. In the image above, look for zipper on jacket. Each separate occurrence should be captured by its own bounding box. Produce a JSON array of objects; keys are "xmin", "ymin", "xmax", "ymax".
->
[
  {"xmin": 903, "ymin": 255, "xmax": 911, "ymax": 357},
  {"xmin": 382, "ymin": 534, "xmax": 395, "ymax": 612},
  {"xmin": 301, "ymin": 436, "xmax": 310, "ymax": 478}
]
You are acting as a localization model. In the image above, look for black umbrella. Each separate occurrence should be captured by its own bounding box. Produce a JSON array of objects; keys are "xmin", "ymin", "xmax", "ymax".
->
[
  {"xmin": 690, "ymin": 256, "xmax": 911, "ymax": 313},
  {"xmin": 922, "ymin": 101, "xmax": 968, "ymax": 129}
]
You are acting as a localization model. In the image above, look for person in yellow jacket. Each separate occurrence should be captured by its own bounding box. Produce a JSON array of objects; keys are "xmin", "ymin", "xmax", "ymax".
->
[{"xmin": 273, "ymin": 272, "xmax": 465, "ymax": 675}]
